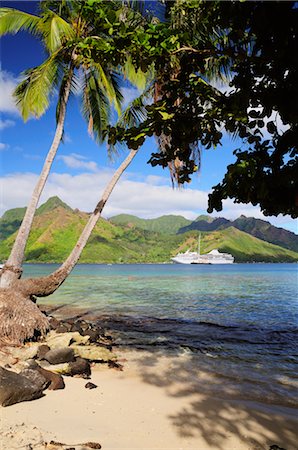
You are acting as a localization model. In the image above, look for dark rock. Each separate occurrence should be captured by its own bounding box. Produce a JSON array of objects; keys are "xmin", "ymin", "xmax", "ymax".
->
[
  {"xmin": 108, "ymin": 360, "xmax": 123, "ymax": 371},
  {"xmin": 37, "ymin": 366, "xmax": 65, "ymax": 390},
  {"xmin": 20, "ymin": 368, "xmax": 50, "ymax": 391},
  {"xmin": 68, "ymin": 357, "xmax": 91, "ymax": 378},
  {"xmin": 37, "ymin": 344, "xmax": 51, "ymax": 360},
  {"xmin": 26, "ymin": 360, "xmax": 65, "ymax": 390},
  {"xmin": 269, "ymin": 446, "xmax": 287, "ymax": 450},
  {"xmin": 0, "ymin": 366, "xmax": 45, "ymax": 406},
  {"xmin": 81, "ymin": 329, "xmax": 100, "ymax": 343},
  {"xmin": 70, "ymin": 322, "xmax": 83, "ymax": 334},
  {"xmin": 48, "ymin": 317, "xmax": 60, "ymax": 330},
  {"xmin": 55, "ymin": 322, "xmax": 72, "ymax": 333},
  {"xmin": 44, "ymin": 347, "xmax": 75, "ymax": 365},
  {"xmin": 83, "ymin": 443, "xmax": 101, "ymax": 449},
  {"xmin": 85, "ymin": 382, "xmax": 97, "ymax": 389}
]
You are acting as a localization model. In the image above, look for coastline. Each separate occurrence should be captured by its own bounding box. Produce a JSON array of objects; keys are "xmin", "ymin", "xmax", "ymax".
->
[{"xmin": 1, "ymin": 348, "xmax": 297, "ymax": 450}]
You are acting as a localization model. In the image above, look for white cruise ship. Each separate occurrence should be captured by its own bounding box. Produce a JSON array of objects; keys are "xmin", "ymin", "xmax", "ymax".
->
[{"xmin": 172, "ymin": 236, "xmax": 234, "ymax": 265}]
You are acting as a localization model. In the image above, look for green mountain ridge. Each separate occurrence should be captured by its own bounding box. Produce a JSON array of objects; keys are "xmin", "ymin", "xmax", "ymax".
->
[
  {"xmin": 112, "ymin": 212, "xmax": 298, "ymax": 253},
  {"xmin": 0, "ymin": 197, "xmax": 297, "ymax": 263}
]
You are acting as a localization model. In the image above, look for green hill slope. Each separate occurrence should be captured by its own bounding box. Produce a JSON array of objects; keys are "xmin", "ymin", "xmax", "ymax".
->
[
  {"xmin": 0, "ymin": 197, "xmax": 72, "ymax": 241},
  {"xmin": 1, "ymin": 203, "xmax": 297, "ymax": 263},
  {"xmin": 110, "ymin": 214, "xmax": 191, "ymax": 234}
]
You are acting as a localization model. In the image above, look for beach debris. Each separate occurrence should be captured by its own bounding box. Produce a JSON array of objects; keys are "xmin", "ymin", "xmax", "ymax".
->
[
  {"xmin": 45, "ymin": 441, "xmax": 101, "ymax": 449},
  {"xmin": 0, "ymin": 366, "xmax": 46, "ymax": 406},
  {"xmin": 43, "ymin": 347, "xmax": 75, "ymax": 365},
  {"xmin": 107, "ymin": 360, "xmax": 123, "ymax": 371},
  {"xmin": 85, "ymin": 382, "xmax": 97, "ymax": 389}
]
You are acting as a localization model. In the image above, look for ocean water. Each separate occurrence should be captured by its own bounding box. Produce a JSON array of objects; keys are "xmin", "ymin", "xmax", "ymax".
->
[{"xmin": 23, "ymin": 263, "xmax": 298, "ymax": 408}]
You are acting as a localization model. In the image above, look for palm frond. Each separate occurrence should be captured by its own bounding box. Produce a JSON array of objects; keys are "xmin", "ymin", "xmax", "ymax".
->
[
  {"xmin": 81, "ymin": 68, "xmax": 110, "ymax": 143},
  {"xmin": 14, "ymin": 50, "xmax": 64, "ymax": 120},
  {"xmin": 0, "ymin": 7, "xmax": 41, "ymax": 36},
  {"xmin": 94, "ymin": 63, "xmax": 123, "ymax": 116},
  {"xmin": 39, "ymin": 9, "xmax": 75, "ymax": 52},
  {"xmin": 122, "ymin": 56, "xmax": 149, "ymax": 91},
  {"xmin": 118, "ymin": 84, "xmax": 153, "ymax": 127},
  {"xmin": 55, "ymin": 65, "xmax": 79, "ymax": 130}
]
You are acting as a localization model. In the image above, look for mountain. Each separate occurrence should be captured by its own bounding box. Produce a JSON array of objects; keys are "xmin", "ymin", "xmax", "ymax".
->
[
  {"xmin": 179, "ymin": 216, "xmax": 230, "ymax": 233},
  {"xmin": 111, "ymin": 214, "xmax": 191, "ymax": 234},
  {"xmin": 0, "ymin": 198, "xmax": 297, "ymax": 263},
  {"xmin": 232, "ymin": 216, "xmax": 298, "ymax": 253},
  {"xmin": 0, "ymin": 206, "xmax": 27, "ymax": 241},
  {"xmin": 174, "ymin": 215, "xmax": 298, "ymax": 253},
  {"xmin": 0, "ymin": 196, "xmax": 72, "ymax": 241}
]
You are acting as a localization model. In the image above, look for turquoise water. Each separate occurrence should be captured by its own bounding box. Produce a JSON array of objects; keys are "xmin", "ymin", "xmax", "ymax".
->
[{"xmin": 23, "ymin": 263, "xmax": 298, "ymax": 408}]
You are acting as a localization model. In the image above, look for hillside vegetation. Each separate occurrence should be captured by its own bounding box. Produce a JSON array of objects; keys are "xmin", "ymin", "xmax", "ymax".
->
[{"xmin": 0, "ymin": 197, "xmax": 297, "ymax": 263}]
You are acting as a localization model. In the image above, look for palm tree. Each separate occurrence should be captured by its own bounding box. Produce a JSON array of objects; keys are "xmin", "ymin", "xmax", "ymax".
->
[
  {"xmin": 0, "ymin": 1, "xmax": 124, "ymax": 288},
  {"xmin": 0, "ymin": 147, "xmax": 139, "ymax": 345}
]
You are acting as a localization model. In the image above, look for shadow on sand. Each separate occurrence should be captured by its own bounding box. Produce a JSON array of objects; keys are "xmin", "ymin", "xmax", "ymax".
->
[{"xmin": 130, "ymin": 350, "xmax": 297, "ymax": 450}]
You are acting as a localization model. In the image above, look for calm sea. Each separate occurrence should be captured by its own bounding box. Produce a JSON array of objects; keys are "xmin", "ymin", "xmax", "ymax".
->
[{"xmin": 23, "ymin": 263, "xmax": 298, "ymax": 408}]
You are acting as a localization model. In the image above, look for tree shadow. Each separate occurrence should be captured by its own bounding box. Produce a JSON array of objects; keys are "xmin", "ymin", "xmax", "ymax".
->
[{"xmin": 129, "ymin": 349, "xmax": 297, "ymax": 450}]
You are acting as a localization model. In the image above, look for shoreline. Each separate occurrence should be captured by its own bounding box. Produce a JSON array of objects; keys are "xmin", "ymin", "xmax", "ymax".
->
[{"xmin": 1, "ymin": 348, "xmax": 297, "ymax": 450}]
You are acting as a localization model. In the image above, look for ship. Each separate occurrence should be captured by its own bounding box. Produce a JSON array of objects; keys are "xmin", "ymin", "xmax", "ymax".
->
[{"xmin": 172, "ymin": 235, "xmax": 234, "ymax": 264}]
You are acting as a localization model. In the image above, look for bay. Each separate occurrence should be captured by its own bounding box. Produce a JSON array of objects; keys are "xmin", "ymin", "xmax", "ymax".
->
[{"xmin": 23, "ymin": 263, "xmax": 298, "ymax": 409}]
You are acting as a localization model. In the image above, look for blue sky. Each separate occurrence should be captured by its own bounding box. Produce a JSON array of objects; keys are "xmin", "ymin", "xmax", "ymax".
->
[{"xmin": 0, "ymin": 1, "xmax": 297, "ymax": 234}]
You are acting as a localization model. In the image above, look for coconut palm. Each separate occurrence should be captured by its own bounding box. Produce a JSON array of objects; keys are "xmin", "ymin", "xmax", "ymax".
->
[
  {"xmin": 0, "ymin": 147, "xmax": 139, "ymax": 344},
  {"xmin": 0, "ymin": 0, "xmax": 125, "ymax": 288}
]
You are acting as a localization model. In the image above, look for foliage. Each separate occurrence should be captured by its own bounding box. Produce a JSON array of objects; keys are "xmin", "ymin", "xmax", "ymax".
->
[{"xmin": 105, "ymin": 0, "xmax": 298, "ymax": 217}]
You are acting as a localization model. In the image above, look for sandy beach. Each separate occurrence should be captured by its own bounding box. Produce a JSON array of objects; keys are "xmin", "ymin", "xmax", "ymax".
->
[{"xmin": 1, "ymin": 349, "xmax": 297, "ymax": 450}]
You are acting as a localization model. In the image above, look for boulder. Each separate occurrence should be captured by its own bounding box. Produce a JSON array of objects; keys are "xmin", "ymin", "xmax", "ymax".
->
[
  {"xmin": 20, "ymin": 368, "xmax": 49, "ymax": 391},
  {"xmin": 37, "ymin": 366, "xmax": 65, "ymax": 390},
  {"xmin": 25, "ymin": 360, "xmax": 65, "ymax": 390},
  {"xmin": 70, "ymin": 345, "xmax": 115, "ymax": 362},
  {"xmin": 46, "ymin": 331, "xmax": 89, "ymax": 348},
  {"xmin": 0, "ymin": 366, "xmax": 45, "ymax": 406},
  {"xmin": 44, "ymin": 347, "xmax": 75, "ymax": 365},
  {"xmin": 37, "ymin": 344, "xmax": 51, "ymax": 360},
  {"xmin": 68, "ymin": 357, "xmax": 91, "ymax": 378}
]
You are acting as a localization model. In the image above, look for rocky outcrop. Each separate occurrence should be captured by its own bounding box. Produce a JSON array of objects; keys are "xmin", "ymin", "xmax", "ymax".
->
[{"xmin": 0, "ymin": 314, "xmax": 119, "ymax": 406}]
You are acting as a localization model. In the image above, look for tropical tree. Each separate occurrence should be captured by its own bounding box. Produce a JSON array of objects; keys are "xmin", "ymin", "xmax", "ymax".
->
[
  {"xmin": 0, "ymin": 0, "xmax": 129, "ymax": 288},
  {"xmin": 111, "ymin": 0, "xmax": 298, "ymax": 218},
  {"xmin": 0, "ymin": 147, "xmax": 139, "ymax": 344},
  {"xmin": 0, "ymin": 0, "xmax": 153, "ymax": 343}
]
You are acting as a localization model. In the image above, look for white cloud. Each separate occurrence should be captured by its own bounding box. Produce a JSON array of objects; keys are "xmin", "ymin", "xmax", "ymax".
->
[
  {"xmin": 121, "ymin": 86, "xmax": 140, "ymax": 108},
  {"xmin": 0, "ymin": 143, "xmax": 8, "ymax": 151},
  {"xmin": 0, "ymin": 168, "xmax": 297, "ymax": 233},
  {"xmin": 0, "ymin": 119, "xmax": 15, "ymax": 130},
  {"xmin": 58, "ymin": 153, "xmax": 99, "ymax": 172},
  {"xmin": 64, "ymin": 133, "xmax": 72, "ymax": 143},
  {"xmin": 0, "ymin": 71, "xmax": 20, "ymax": 115}
]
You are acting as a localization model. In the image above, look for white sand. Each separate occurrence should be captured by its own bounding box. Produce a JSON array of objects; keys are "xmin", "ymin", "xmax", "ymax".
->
[{"xmin": 1, "ymin": 350, "xmax": 297, "ymax": 450}]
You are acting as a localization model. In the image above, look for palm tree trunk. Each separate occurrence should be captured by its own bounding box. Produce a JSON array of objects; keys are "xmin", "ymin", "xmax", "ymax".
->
[
  {"xmin": 17, "ymin": 148, "xmax": 138, "ymax": 298},
  {"xmin": 0, "ymin": 67, "xmax": 74, "ymax": 289}
]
